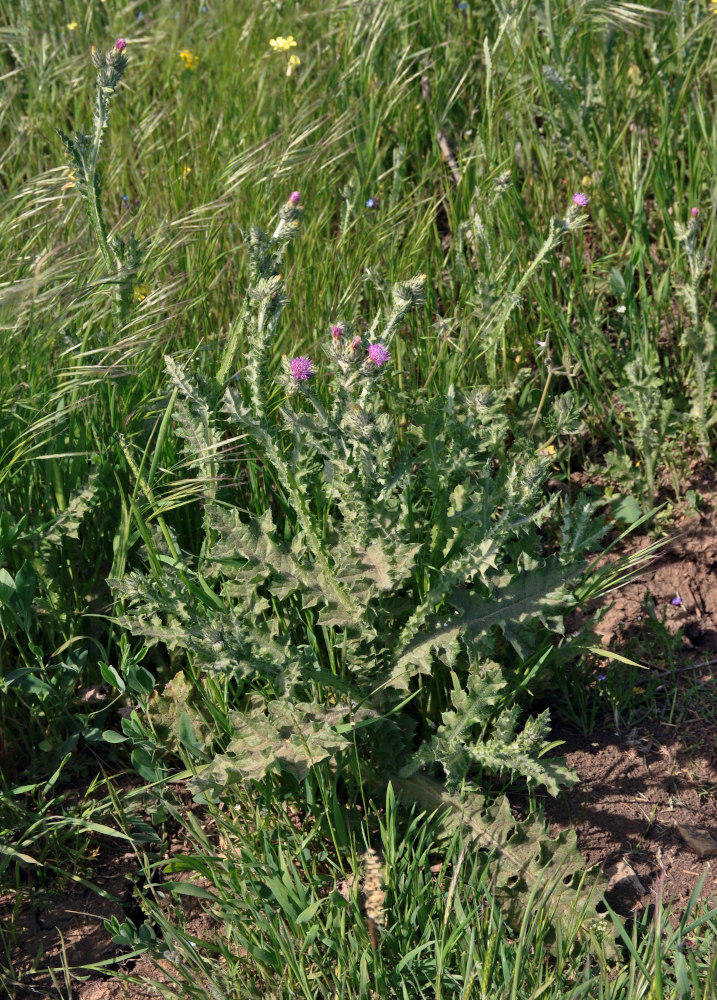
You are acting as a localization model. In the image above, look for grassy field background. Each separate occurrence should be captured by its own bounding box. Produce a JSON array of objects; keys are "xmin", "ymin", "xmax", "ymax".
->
[{"xmin": 2, "ymin": 0, "xmax": 717, "ymax": 997}]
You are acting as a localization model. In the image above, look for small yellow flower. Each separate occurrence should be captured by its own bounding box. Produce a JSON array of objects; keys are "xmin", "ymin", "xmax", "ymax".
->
[
  {"xmin": 286, "ymin": 53, "xmax": 301, "ymax": 76},
  {"xmin": 67, "ymin": 21, "xmax": 79, "ymax": 31},
  {"xmin": 182, "ymin": 164, "xmax": 192, "ymax": 179},
  {"xmin": 632, "ymin": 685, "xmax": 645, "ymax": 695},
  {"xmin": 581, "ymin": 174, "xmax": 592, "ymax": 188},
  {"xmin": 133, "ymin": 283, "xmax": 151, "ymax": 302},
  {"xmin": 179, "ymin": 49, "xmax": 199, "ymax": 70},
  {"xmin": 269, "ymin": 35, "xmax": 297, "ymax": 52}
]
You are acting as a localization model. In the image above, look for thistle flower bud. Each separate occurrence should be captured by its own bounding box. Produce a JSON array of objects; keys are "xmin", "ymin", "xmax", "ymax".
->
[
  {"xmin": 249, "ymin": 275, "xmax": 285, "ymax": 303},
  {"xmin": 289, "ymin": 191, "xmax": 300, "ymax": 205},
  {"xmin": 392, "ymin": 272, "xmax": 427, "ymax": 310},
  {"xmin": 331, "ymin": 324, "xmax": 343, "ymax": 339},
  {"xmin": 92, "ymin": 38, "xmax": 129, "ymax": 90},
  {"xmin": 350, "ymin": 335, "xmax": 363, "ymax": 351}
]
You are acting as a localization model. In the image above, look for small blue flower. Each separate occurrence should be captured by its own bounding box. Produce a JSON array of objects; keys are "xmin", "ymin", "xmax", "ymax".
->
[
  {"xmin": 671, "ymin": 595, "xmax": 682, "ymax": 606},
  {"xmin": 366, "ymin": 197, "xmax": 379, "ymax": 209},
  {"xmin": 202, "ymin": 3, "xmax": 207, "ymax": 9},
  {"xmin": 121, "ymin": 194, "xmax": 129, "ymax": 204},
  {"xmin": 137, "ymin": 10, "xmax": 144, "ymax": 20},
  {"xmin": 598, "ymin": 673, "xmax": 607, "ymax": 682}
]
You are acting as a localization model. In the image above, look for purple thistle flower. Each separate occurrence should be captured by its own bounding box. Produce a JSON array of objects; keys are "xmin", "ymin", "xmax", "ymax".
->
[
  {"xmin": 572, "ymin": 192, "xmax": 589, "ymax": 207},
  {"xmin": 367, "ymin": 343, "xmax": 390, "ymax": 367},
  {"xmin": 671, "ymin": 595, "xmax": 682, "ymax": 606},
  {"xmin": 115, "ymin": 38, "xmax": 126, "ymax": 51},
  {"xmin": 289, "ymin": 191, "xmax": 300, "ymax": 205},
  {"xmin": 290, "ymin": 356, "xmax": 313, "ymax": 381},
  {"xmin": 690, "ymin": 207, "xmax": 700, "ymax": 217},
  {"xmin": 331, "ymin": 324, "xmax": 343, "ymax": 339}
]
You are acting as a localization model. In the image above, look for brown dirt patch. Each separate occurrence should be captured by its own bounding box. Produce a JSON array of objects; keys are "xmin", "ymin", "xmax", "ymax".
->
[
  {"xmin": 588, "ymin": 489, "xmax": 717, "ymax": 650},
  {"xmin": 541, "ymin": 717, "xmax": 717, "ymax": 915}
]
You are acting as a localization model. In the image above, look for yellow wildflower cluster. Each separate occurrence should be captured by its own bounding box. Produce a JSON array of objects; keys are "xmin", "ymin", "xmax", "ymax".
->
[
  {"xmin": 286, "ymin": 53, "xmax": 301, "ymax": 76},
  {"xmin": 67, "ymin": 21, "xmax": 78, "ymax": 31},
  {"xmin": 179, "ymin": 49, "xmax": 199, "ymax": 70},
  {"xmin": 182, "ymin": 165, "xmax": 192, "ymax": 179},
  {"xmin": 269, "ymin": 35, "xmax": 297, "ymax": 52},
  {"xmin": 133, "ymin": 283, "xmax": 151, "ymax": 302}
]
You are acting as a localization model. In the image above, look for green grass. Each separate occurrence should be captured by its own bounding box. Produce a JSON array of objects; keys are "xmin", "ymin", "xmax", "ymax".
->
[{"xmin": 3, "ymin": 0, "xmax": 717, "ymax": 996}]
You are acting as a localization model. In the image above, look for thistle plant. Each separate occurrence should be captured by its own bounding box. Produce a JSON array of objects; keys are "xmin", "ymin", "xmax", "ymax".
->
[
  {"xmin": 56, "ymin": 39, "xmax": 140, "ymax": 329},
  {"xmin": 113, "ymin": 191, "xmax": 615, "ymax": 946},
  {"xmin": 475, "ymin": 191, "xmax": 590, "ymax": 382},
  {"xmin": 675, "ymin": 207, "xmax": 716, "ymax": 459},
  {"xmin": 605, "ymin": 350, "xmax": 676, "ymax": 509}
]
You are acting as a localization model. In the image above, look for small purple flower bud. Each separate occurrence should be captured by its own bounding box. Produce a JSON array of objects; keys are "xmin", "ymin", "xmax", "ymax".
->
[
  {"xmin": 690, "ymin": 207, "xmax": 700, "ymax": 217},
  {"xmin": 115, "ymin": 38, "xmax": 126, "ymax": 51},
  {"xmin": 671, "ymin": 595, "xmax": 682, "ymax": 606},
  {"xmin": 572, "ymin": 192, "xmax": 589, "ymax": 207},
  {"xmin": 598, "ymin": 673, "xmax": 607, "ymax": 682},
  {"xmin": 367, "ymin": 343, "xmax": 390, "ymax": 367},
  {"xmin": 331, "ymin": 324, "xmax": 343, "ymax": 339},
  {"xmin": 290, "ymin": 356, "xmax": 313, "ymax": 381},
  {"xmin": 289, "ymin": 191, "xmax": 300, "ymax": 205}
]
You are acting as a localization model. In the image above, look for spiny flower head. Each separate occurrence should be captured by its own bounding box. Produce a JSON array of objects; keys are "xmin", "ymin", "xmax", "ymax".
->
[
  {"xmin": 690, "ymin": 206, "xmax": 700, "ymax": 217},
  {"xmin": 92, "ymin": 37, "xmax": 129, "ymax": 89},
  {"xmin": 331, "ymin": 324, "xmax": 343, "ymax": 339},
  {"xmin": 289, "ymin": 191, "xmax": 300, "ymax": 205},
  {"xmin": 290, "ymin": 356, "xmax": 314, "ymax": 381},
  {"xmin": 367, "ymin": 343, "xmax": 390, "ymax": 367},
  {"xmin": 350, "ymin": 335, "xmax": 363, "ymax": 351},
  {"xmin": 572, "ymin": 192, "xmax": 589, "ymax": 207}
]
